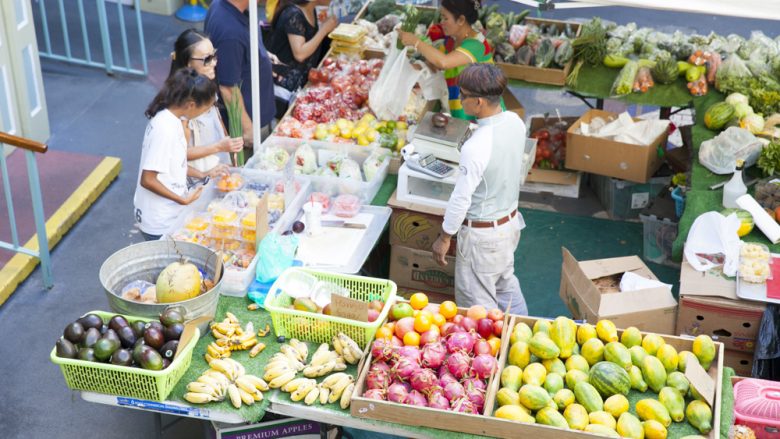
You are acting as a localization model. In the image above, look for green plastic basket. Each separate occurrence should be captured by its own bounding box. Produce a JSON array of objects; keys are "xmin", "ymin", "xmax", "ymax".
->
[
  {"xmin": 264, "ymin": 268, "xmax": 397, "ymax": 349},
  {"xmin": 50, "ymin": 310, "xmax": 199, "ymax": 401}
]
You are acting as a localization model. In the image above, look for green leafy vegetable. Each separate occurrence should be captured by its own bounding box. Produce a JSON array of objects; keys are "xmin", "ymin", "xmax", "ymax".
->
[
  {"xmin": 397, "ymin": 5, "xmax": 421, "ymax": 50},
  {"xmin": 758, "ymin": 140, "xmax": 780, "ymax": 176},
  {"xmin": 225, "ymin": 85, "xmax": 244, "ymax": 167}
]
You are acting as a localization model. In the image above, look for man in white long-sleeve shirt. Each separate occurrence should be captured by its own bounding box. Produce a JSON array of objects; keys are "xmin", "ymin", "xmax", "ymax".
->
[{"xmin": 432, "ymin": 64, "xmax": 528, "ymax": 315}]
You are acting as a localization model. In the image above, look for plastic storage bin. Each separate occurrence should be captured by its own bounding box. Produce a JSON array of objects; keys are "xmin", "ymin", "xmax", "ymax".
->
[
  {"xmin": 244, "ymin": 136, "xmax": 389, "ymax": 204},
  {"xmin": 670, "ymin": 186, "xmax": 686, "ymax": 218},
  {"xmin": 50, "ymin": 311, "xmax": 199, "ymax": 401},
  {"xmin": 733, "ymin": 378, "xmax": 780, "ymax": 439},
  {"xmin": 590, "ymin": 173, "xmax": 672, "ymax": 220},
  {"xmin": 264, "ymin": 268, "xmax": 397, "ymax": 348},
  {"xmin": 639, "ymin": 213, "xmax": 679, "ymax": 267}
]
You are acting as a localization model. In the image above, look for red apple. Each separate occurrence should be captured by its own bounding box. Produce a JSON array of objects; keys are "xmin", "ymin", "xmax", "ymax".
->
[
  {"xmin": 487, "ymin": 308, "xmax": 504, "ymax": 322},
  {"xmin": 394, "ymin": 317, "xmax": 415, "ymax": 339},
  {"xmin": 368, "ymin": 300, "xmax": 384, "ymax": 313},
  {"xmin": 367, "ymin": 309, "xmax": 380, "ymax": 322},
  {"xmin": 477, "ymin": 318, "xmax": 494, "ymax": 339},
  {"xmin": 460, "ymin": 316, "xmax": 477, "ymax": 333},
  {"xmin": 493, "ymin": 320, "xmax": 504, "ymax": 337},
  {"xmin": 452, "ymin": 314, "xmax": 464, "ymax": 325}
]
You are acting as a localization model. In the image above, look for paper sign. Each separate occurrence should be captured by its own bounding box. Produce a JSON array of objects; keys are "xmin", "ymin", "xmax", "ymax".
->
[
  {"xmin": 331, "ymin": 294, "xmax": 368, "ymax": 322},
  {"xmin": 685, "ymin": 358, "xmax": 716, "ymax": 407},
  {"xmin": 175, "ymin": 316, "xmax": 212, "ymax": 361}
]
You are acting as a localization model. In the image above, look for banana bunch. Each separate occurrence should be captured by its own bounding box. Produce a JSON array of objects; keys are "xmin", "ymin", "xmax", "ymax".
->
[
  {"xmin": 184, "ymin": 358, "xmax": 269, "ymax": 408},
  {"xmin": 263, "ymin": 339, "xmax": 309, "ymax": 389},
  {"xmin": 207, "ymin": 313, "xmax": 260, "ymax": 362},
  {"xmin": 321, "ymin": 372, "xmax": 356, "ymax": 409},
  {"xmin": 302, "ymin": 343, "xmax": 348, "ymax": 377},
  {"xmin": 332, "ymin": 333, "xmax": 362, "ymax": 365}
]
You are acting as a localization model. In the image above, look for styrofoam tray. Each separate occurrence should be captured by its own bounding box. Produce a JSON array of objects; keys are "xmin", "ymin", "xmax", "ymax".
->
[
  {"xmin": 736, "ymin": 254, "xmax": 780, "ymax": 305},
  {"xmin": 294, "ymin": 205, "xmax": 391, "ymax": 274}
]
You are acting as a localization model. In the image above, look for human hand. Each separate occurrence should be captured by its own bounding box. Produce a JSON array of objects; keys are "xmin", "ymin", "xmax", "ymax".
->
[
  {"xmin": 242, "ymin": 132, "xmax": 254, "ymax": 148},
  {"xmin": 182, "ymin": 186, "xmax": 204, "ymax": 205},
  {"xmin": 323, "ymin": 16, "xmax": 339, "ymax": 33},
  {"xmin": 432, "ymin": 234, "xmax": 450, "ymax": 267},
  {"xmin": 207, "ymin": 164, "xmax": 230, "ymax": 179},
  {"xmin": 218, "ymin": 137, "xmax": 244, "ymax": 153},
  {"xmin": 397, "ymin": 30, "xmax": 419, "ymax": 48}
]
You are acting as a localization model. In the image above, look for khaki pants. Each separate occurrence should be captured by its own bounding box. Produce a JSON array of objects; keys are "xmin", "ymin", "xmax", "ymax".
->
[{"xmin": 454, "ymin": 215, "xmax": 528, "ymax": 315}]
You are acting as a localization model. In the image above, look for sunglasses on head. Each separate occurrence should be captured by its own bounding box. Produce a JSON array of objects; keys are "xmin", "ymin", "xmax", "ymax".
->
[{"xmin": 191, "ymin": 49, "xmax": 218, "ymax": 65}]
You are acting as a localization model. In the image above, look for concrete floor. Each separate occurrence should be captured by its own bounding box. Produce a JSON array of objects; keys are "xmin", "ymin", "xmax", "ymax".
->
[{"xmin": 0, "ymin": 3, "xmax": 775, "ymax": 439}]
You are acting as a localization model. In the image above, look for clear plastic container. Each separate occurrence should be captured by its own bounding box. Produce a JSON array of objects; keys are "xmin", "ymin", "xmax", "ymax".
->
[
  {"xmin": 215, "ymin": 173, "xmax": 243, "ymax": 192},
  {"xmin": 240, "ymin": 212, "xmax": 257, "ymax": 244},
  {"xmin": 328, "ymin": 24, "xmax": 367, "ymax": 44},
  {"xmin": 211, "ymin": 208, "xmax": 240, "ymax": 238},
  {"xmin": 739, "ymin": 242, "xmax": 772, "ymax": 284},
  {"xmin": 184, "ymin": 214, "xmax": 210, "ymax": 232},
  {"xmin": 244, "ymin": 136, "xmax": 390, "ymax": 204},
  {"xmin": 639, "ymin": 214, "xmax": 679, "ymax": 267},
  {"xmin": 733, "ymin": 378, "xmax": 780, "ymax": 439},
  {"xmin": 277, "ymin": 270, "xmax": 319, "ymax": 299},
  {"xmin": 333, "ymin": 194, "xmax": 360, "ymax": 218}
]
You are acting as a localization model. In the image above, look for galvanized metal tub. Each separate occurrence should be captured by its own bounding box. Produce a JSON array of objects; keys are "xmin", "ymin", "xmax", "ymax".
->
[{"xmin": 99, "ymin": 241, "xmax": 223, "ymax": 320}]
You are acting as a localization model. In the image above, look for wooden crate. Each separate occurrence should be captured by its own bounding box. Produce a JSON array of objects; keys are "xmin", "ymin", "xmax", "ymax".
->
[
  {"xmin": 497, "ymin": 18, "xmax": 581, "ymax": 86},
  {"xmin": 351, "ymin": 314, "xmax": 725, "ymax": 439}
]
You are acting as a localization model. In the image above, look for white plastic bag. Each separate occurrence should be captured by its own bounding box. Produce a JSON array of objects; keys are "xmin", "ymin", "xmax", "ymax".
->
[
  {"xmin": 698, "ymin": 127, "xmax": 765, "ymax": 174},
  {"xmin": 369, "ymin": 39, "xmax": 423, "ymax": 120},
  {"xmin": 684, "ymin": 211, "xmax": 742, "ymax": 276},
  {"xmin": 619, "ymin": 271, "xmax": 672, "ymax": 292},
  {"xmin": 416, "ymin": 64, "xmax": 449, "ymax": 112}
]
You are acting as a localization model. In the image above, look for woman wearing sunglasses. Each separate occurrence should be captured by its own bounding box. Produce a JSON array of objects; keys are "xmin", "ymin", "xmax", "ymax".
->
[{"xmin": 169, "ymin": 29, "xmax": 243, "ymax": 185}]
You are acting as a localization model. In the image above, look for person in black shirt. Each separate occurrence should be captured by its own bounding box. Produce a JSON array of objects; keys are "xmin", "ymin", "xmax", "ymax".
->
[{"xmin": 268, "ymin": 0, "xmax": 338, "ymax": 92}]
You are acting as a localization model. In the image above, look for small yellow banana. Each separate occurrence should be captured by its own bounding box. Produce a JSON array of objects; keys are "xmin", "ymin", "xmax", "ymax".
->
[
  {"xmin": 309, "ymin": 344, "xmax": 333, "ymax": 366},
  {"xmin": 227, "ymin": 384, "xmax": 242, "ymax": 409},
  {"xmin": 268, "ymin": 370, "xmax": 297, "ymax": 389},
  {"xmin": 238, "ymin": 387, "xmax": 255, "ymax": 405},
  {"xmin": 184, "ymin": 392, "xmax": 216, "ymax": 404},
  {"xmin": 252, "ymin": 390, "xmax": 264, "ymax": 402},
  {"xmin": 321, "ymin": 373, "xmax": 350, "ymax": 389},
  {"xmin": 242, "ymin": 374, "xmax": 269, "ymax": 392},
  {"xmin": 329, "ymin": 375, "xmax": 355, "ymax": 403},
  {"xmin": 249, "ymin": 342, "xmax": 266, "ymax": 358},
  {"xmin": 305, "ymin": 387, "xmax": 320, "ymax": 405},
  {"xmin": 225, "ymin": 312, "xmax": 239, "ymax": 324},
  {"xmin": 289, "ymin": 339, "xmax": 309, "ymax": 363},
  {"xmin": 333, "ymin": 358, "xmax": 347, "ymax": 371},
  {"xmin": 187, "ymin": 382, "xmax": 221, "ymax": 397},
  {"xmin": 264, "ymin": 365, "xmax": 295, "ymax": 382},
  {"xmin": 341, "ymin": 349, "xmax": 356, "ymax": 365},
  {"xmin": 303, "ymin": 361, "xmax": 336, "ymax": 378},
  {"xmin": 282, "ymin": 377, "xmax": 310, "ymax": 393},
  {"xmin": 290, "ymin": 380, "xmax": 317, "ymax": 402},
  {"xmin": 235, "ymin": 376, "xmax": 259, "ymax": 395},
  {"xmin": 319, "ymin": 386, "xmax": 330, "ymax": 405},
  {"xmin": 280, "ymin": 345, "xmax": 302, "ymax": 362},
  {"xmin": 332, "ymin": 336, "xmax": 344, "ymax": 355},
  {"xmin": 209, "ymin": 359, "xmax": 234, "ymax": 377},
  {"xmin": 224, "ymin": 358, "xmax": 245, "ymax": 377},
  {"xmin": 340, "ymin": 383, "xmax": 355, "ymax": 409},
  {"xmin": 338, "ymin": 333, "xmax": 362, "ymax": 365}
]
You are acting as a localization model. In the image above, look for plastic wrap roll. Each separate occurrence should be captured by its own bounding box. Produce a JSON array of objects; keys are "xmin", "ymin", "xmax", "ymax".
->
[{"xmin": 736, "ymin": 194, "xmax": 780, "ymax": 244}]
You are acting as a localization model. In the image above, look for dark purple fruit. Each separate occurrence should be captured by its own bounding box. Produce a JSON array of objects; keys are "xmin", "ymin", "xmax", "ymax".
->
[
  {"xmin": 102, "ymin": 329, "xmax": 120, "ymax": 345},
  {"xmin": 133, "ymin": 338, "xmax": 146, "ymax": 349},
  {"xmin": 82, "ymin": 327, "xmax": 101, "ymax": 349},
  {"xmin": 63, "ymin": 322, "xmax": 85, "ymax": 344},
  {"xmin": 139, "ymin": 347, "xmax": 164, "ymax": 370},
  {"xmin": 162, "ymin": 358, "xmax": 172, "ymax": 369},
  {"xmin": 78, "ymin": 347, "xmax": 96, "ymax": 362},
  {"xmin": 77, "ymin": 314, "xmax": 104, "ymax": 331},
  {"xmin": 99, "ymin": 324, "xmax": 109, "ymax": 335},
  {"xmin": 145, "ymin": 321, "xmax": 164, "ymax": 333},
  {"xmin": 132, "ymin": 342, "xmax": 150, "ymax": 364},
  {"xmin": 56, "ymin": 338, "xmax": 78, "ymax": 359},
  {"xmin": 93, "ymin": 337, "xmax": 120, "ymax": 362},
  {"xmin": 117, "ymin": 326, "xmax": 137, "ymax": 349},
  {"xmin": 159, "ymin": 308, "xmax": 185, "ymax": 327},
  {"xmin": 163, "ymin": 323, "xmax": 184, "ymax": 341},
  {"xmin": 292, "ymin": 221, "xmax": 305, "ymax": 234},
  {"xmin": 144, "ymin": 327, "xmax": 165, "ymax": 350},
  {"xmin": 432, "ymin": 112, "xmax": 449, "ymax": 128},
  {"xmin": 130, "ymin": 321, "xmax": 146, "ymax": 338},
  {"xmin": 110, "ymin": 349, "xmax": 133, "ymax": 367},
  {"xmin": 109, "ymin": 315, "xmax": 129, "ymax": 332},
  {"xmin": 160, "ymin": 340, "xmax": 179, "ymax": 360},
  {"xmin": 282, "ymin": 230, "xmax": 293, "ymax": 236}
]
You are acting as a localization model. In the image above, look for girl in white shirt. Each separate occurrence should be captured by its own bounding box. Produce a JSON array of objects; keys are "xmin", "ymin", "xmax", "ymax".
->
[
  {"xmin": 169, "ymin": 29, "xmax": 243, "ymax": 184},
  {"xmin": 134, "ymin": 68, "xmax": 220, "ymax": 240}
]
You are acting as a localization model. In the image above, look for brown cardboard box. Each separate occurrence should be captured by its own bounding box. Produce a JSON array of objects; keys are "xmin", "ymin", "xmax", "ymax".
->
[
  {"xmin": 678, "ymin": 262, "xmax": 766, "ymax": 352},
  {"xmin": 389, "ymin": 245, "xmax": 455, "ymax": 296},
  {"xmin": 565, "ymin": 109, "xmax": 669, "ymax": 183},
  {"xmin": 526, "ymin": 116, "xmax": 581, "ymax": 185},
  {"xmin": 723, "ymin": 349, "xmax": 754, "ymax": 376},
  {"xmin": 559, "ymin": 248, "xmax": 678, "ymax": 334},
  {"xmin": 388, "ymin": 191, "xmax": 456, "ymax": 256},
  {"xmin": 503, "ymin": 90, "xmax": 525, "ymax": 120}
]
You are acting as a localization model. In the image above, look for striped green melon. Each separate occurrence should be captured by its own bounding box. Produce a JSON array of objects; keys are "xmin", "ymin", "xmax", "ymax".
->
[{"xmin": 588, "ymin": 361, "xmax": 631, "ymax": 397}]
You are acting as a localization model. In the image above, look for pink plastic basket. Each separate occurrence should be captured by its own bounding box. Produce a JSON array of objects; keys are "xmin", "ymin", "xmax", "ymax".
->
[{"xmin": 734, "ymin": 378, "xmax": 780, "ymax": 439}]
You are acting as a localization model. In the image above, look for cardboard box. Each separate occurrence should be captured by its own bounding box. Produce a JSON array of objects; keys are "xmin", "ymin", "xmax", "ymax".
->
[
  {"xmin": 559, "ymin": 247, "xmax": 678, "ymax": 334},
  {"xmin": 496, "ymin": 18, "xmax": 581, "ymax": 86},
  {"xmin": 351, "ymin": 313, "xmax": 724, "ymax": 439},
  {"xmin": 678, "ymin": 262, "xmax": 766, "ymax": 352},
  {"xmin": 388, "ymin": 191, "xmax": 456, "ymax": 256},
  {"xmin": 565, "ymin": 109, "xmax": 669, "ymax": 183},
  {"xmin": 389, "ymin": 245, "xmax": 455, "ymax": 296},
  {"xmin": 723, "ymin": 349, "xmax": 754, "ymax": 377},
  {"xmin": 210, "ymin": 418, "xmax": 321, "ymax": 439}
]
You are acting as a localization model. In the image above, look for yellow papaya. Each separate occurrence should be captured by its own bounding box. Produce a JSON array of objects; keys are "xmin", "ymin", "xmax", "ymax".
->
[
  {"xmin": 564, "ymin": 403, "xmax": 590, "ymax": 430},
  {"xmin": 642, "ymin": 355, "xmax": 668, "ymax": 393},
  {"xmin": 677, "ymin": 350, "xmax": 698, "ymax": 372},
  {"xmin": 692, "ymin": 335, "xmax": 716, "ymax": 370},
  {"xmin": 542, "ymin": 358, "xmax": 567, "ymax": 376},
  {"xmin": 494, "ymin": 404, "xmax": 535, "ymax": 423},
  {"xmin": 658, "ymin": 387, "xmax": 685, "ymax": 423},
  {"xmin": 510, "ymin": 322, "xmax": 533, "ymax": 345},
  {"xmin": 565, "ymin": 369, "xmax": 589, "ymax": 391},
  {"xmin": 636, "ymin": 399, "xmax": 672, "ymax": 427},
  {"xmin": 603, "ymin": 394, "xmax": 629, "ymax": 418},
  {"xmin": 643, "ymin": 419, "xmax": 668, "ymax": 439},
  {"xmin": 577, "ymin": 323, "xmax": 598, "ymax": 345},
  {"xmin": 616, "ymin": 412, "xmax": 645, "ymax": 439},
  {"xmin": 522, "ymin": 362, "xmax": 547, "ymax": 386},
  {"xmin": 500, "ymin": 365, "xmax": 523, "ymax": 392},
  {"xmin": 656, "ymin": 344, "xmax": 679, "ymax": 374},
  {"xmin": 596, "ymin": 320, "xmax": 618, "ymax": 343},
  {"xmin": 589, "ymin": 411, "xmax": 617, "ymax": 430},
  {"xmin": 508, "ymin": 341, "xmax": 530, "ymax": 368},
  {"xmin": 529, "ymin": 332, "xmax": 560, "ymax": 360},
  {"xmin": 685, "ymin": 400, "xmax": 713, "ymax": 434},
  {"xmin": 565, "ymin": 355, "xmax": 590, "ymax": 373},
  {"xmin": 553, "ymin": 388, "xmax": 575, "ymax": 410},
  {"xmin": 536, "ymin": 406, "xmax": 569, "ymax": 429},
  {"xmin": 620, "ymin": 326, "xmax": 643, "ymax": 348},
  {"xmin": 641, "ymin": 334, "xmax": 666, "ymax": 356},
  {"xmin": 581, "ymin": 338, "xmax": 605, "ymax": 366},
  {"xmin": 550, "ymin": 316, "xmax": 577, "ymax": 359},
  {"xmin": 585, "ymin": 424, "xmax": 620, "ymax": 437},
  {"xmin": 629, "ymin": 365, "xmax": 649, "ymax": 392},
  {"xmin": 533, "ymin": 319, "xmax": 551, "ymax": 335},
  {"xmin": 496, "ymin": 387, "xmax": 521, "ymax": 407}
]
